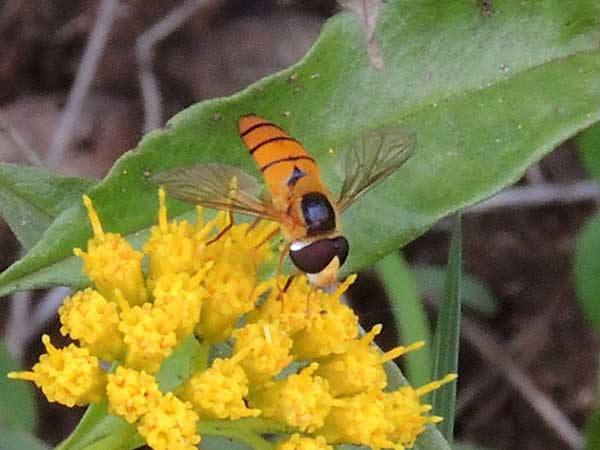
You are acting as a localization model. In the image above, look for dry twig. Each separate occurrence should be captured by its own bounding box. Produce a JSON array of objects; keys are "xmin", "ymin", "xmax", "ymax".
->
[
  {"xmin": 461, "ymin": 315, "xmax": 585, "ymax": 450},
  {"xmin": 525, "ymin": 164, "xmax": 546, "ymax": 184},
  {"xmin": 0, "ymin": 111, "xmax": 44, "ymax": 167},
  {"xmin": 6, "ymin": 290, "xmax": 32, "ymax": 360},
  {"xmin": 456, "ymin": 298, "xmax": 560, "ymax": 417},
  {"xmin": 7, "ymin": 287, "xmax": 71, "ymax": 360},
  {"xmin": 48, "ymin": 0, "xmax": 120, "ymax": 167},
  {"xmin": 136, "ymin": 0, "xmax": 211, "ymax": 133},
  {"xmin": 467, "ymin": 181, "xmax": 600, "ymax": 214},
  {"xmin": 432, "ymin": 181, "xmax": 600, "ymax": 233},
  {"xmin": 339, "ymin": 0, "xmax": 383, "ymax": 69}
]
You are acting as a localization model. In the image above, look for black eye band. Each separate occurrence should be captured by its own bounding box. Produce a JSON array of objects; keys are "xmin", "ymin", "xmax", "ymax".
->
[
  {"xmin": 289, "ymin": 237, "xmax": 350, "ymax": 274},
  {"xmin": 331, "ymin": 236, "xmax": 349, "ymax": 266}
]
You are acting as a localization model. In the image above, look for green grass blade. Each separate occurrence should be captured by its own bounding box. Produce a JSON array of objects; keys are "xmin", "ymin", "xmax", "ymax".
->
[
  {"xmin": 432, "ymin": 213, "xmax": 462, "ymax": 442},
  {"xmin": 412, "ymin": 265, "xmax": 497, "ymax": 317},
  {"xmin": 578, "ymin": 123, "xmax": 600, "ymax": 182},
  {"xmin": 586, "ymin": 406, "xmax": 600, "ymax": 450},
  {"xmin": 375, "ymin": 253, "xmax": 433, "ymax": 387}
]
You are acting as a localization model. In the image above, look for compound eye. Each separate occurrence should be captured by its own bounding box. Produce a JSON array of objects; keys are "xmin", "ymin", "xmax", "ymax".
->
[
  {"xmin": 289, "ymin": 239, "xmax": 337, "ymax": 274},
  {"xmin": 331, "ymin": 236, "xmax": 349, "ymax": 266}
]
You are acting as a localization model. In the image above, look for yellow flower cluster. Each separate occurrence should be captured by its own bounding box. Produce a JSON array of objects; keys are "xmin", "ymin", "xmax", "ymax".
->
[{"xmin": 9, "ymin": 190, "xmax": 456, "ymax": 450}]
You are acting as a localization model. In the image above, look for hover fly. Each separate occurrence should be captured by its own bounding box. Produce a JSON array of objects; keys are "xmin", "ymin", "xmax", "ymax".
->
[{"xmin": 154, "ymin": 114, "xmax": 416, "ymax": 289}]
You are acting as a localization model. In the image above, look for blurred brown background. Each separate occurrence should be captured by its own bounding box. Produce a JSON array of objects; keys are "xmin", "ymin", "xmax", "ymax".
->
[{"xmin": 0, "ymin": 2, "xmax": 597, "ymax": 450}]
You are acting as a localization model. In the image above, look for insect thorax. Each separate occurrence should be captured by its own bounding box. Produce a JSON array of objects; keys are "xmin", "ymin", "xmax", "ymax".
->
[{"xmin": 300, "ymin": 192, "xmax": 336, "ymax": 236}]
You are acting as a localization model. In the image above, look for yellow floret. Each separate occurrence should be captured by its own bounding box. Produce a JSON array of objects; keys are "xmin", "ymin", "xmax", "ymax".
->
[
  {"xmin": 248, "ymin": 276, "xmax": 314, "ymax": 335},
  {"xmin": 315, "ymin": 325, "xmax": 425, "ymax": 397},
  {"xmin": 178, "ymin": 355, "xmax": 260, "ymax": 420},
  {"xmin": 106, "ymin": 367, "xmax": 162, "ymax": 423},
  {"xmin": 75, "ymin": 195, "xmax": 148, "ymax": 306},
  {"xmin": 144, "ymin": 190, "xmax": 204, "ymax": 285},
  {"xmin": 195, "ymin": 258, "xmax": 270, "ymax": 343},
  {"xmin": 382, "ymin": 374, "xmax": 457, "ymax": 448},
  {"xmin": 248, "ymin": 363, "xmax": 338, "ymax": 433},
  {"xmin": 152, "ymin": 268, "xmax": 210, "ymax": 340},
  {"xmin": 8, "ymin": 335, "xmax": 106, "ymax": 407},
  {"xmin": 59, "ymin": 288, "xmax": 124, "ymax": 361},
  {"xmin": 291, "ymin": 276, "xmax": 359, "ymax": 360},
  {"xmin": 119, "ymin": 303, "xmax": 178, "ymax": 373},
  {"xmin": 276, "ymin": 434, "xmax": 334, "ymax": 450},
  {"xmin": 232, "ymin": 320, "xmax": 293, "ymax": 384},
  {"xmin": 138, "ymin": 393, "xmax": 200, "ymax": 450},
  {"xmin": 7, "ymin": 189, "xmax": 454, "ymax": 450},
  {"xmin": 319, "ymin": 391, "xmax": 395, "ymax": 450},
  {"xmin": 208, "ymin": 219, "xmax": 278, "ymax": 270}
]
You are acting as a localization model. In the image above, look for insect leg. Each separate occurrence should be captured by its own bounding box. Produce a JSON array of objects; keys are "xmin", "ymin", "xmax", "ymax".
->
[
  {"xmin": 207, "ymin": 211, "xmax": 235, "ymax": 245},
  {"xmin": 305, "ymin": 285, "xmax": 314, "ymax": 318},
  {"xmin": 273, "ymin": 241, "xmax": 295, "ymax": 312},
  {"xmin": 276, "ymin": 241, "xmax": 292, "ymax": 292},
  {"xmin": 282, "ymin": 273, "xmax": 297, "ymax": 293},
  {"xmin": 255, "ymin": 226, "xmax": 281, "ymax": 249},
  {"xmin": 245, "ymin": 216, "xmax": 261, "ymax": 234}
]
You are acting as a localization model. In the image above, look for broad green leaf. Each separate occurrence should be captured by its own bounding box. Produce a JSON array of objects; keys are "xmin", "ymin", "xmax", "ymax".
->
[
  {"xmin": 578, "ymin": 123, "xmax": 600, "ymax": 181},
  {"xmin": 375, "ymin": 253, "xmax": 433, "ymax": 387},
  {"xmin": 0, "ymin": 163, "xmax": 95, "ymax": 250},
  {"xmin": 413, "ymin": 265, "xmax": 498, "ymax": 317},
  {"xmin": 0, "ymin": 341, "xmax": 36, "ymax": 432},
  {"xmin": 574, "ymin": 212, "xmax": 600, "ymax": 334},
  {"xmin": 432, "ymin": 214, "xmax": 462, "ymax": 442},
  {"xmin": 2, "ymin": 1, "xmax": 600, "ymax": 296},
  {"xmin": 0, "ymin": 430, "xmax": 47, "ymax": 450}
]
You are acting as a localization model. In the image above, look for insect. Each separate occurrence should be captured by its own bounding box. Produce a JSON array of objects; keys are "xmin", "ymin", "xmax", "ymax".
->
[{"xmin": 154, "ymin": 114, "xmax": 416, "ymax": 289}]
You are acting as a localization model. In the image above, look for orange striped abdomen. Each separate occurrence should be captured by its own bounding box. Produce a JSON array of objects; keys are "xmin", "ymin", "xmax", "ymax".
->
[{"xmin": 238, "ymin": 115, "xmax": 325, "ymax": 201}]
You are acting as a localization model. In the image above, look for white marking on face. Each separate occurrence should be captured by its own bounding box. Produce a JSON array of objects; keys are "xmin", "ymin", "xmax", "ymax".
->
[{"xmin": 290, "ymin": 240, "xmax": 308, "ymax": 252}]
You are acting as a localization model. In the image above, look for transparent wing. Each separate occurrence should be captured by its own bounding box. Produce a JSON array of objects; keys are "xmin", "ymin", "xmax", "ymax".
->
[
  {"xmin": 336, "ymin": 125, "xmax": 416, "ymax": 212},
  {"xmin": 152, "ymin": 163, "xmax": 279, "ymax": 220}
]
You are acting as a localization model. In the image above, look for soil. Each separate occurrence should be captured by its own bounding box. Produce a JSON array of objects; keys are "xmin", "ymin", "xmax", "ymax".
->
[{"xmin": 0, "ymin": 2, "xmax": 597, "ymax": 450}]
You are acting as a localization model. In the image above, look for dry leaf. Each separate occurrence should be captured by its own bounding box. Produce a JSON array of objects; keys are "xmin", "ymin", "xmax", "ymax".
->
[{"xmin": 339, "ymin": 0, "xmax": 384, "ymax": 69}]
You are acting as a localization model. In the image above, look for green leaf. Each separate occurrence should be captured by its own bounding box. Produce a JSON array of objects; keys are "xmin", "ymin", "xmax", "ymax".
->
[
  {"xmin": 2, "ymin": 1, "xmax": 600, "ymax": 296},
  {"xmin": 0, "ymin": 163, "xmax": 95, "ymax": 250},
  {"xmin": 412, "ymin": 265, "xmax": 498, "ymax": 317},
  {"xmin": 375, "ymin": 253, "xmax": 434, "ymax": 387},
  {"xmin": 578, "ymin": 123, "xmax": 600, "ymax": 181},
  {"xmin": 0, "ymin": 430, "xmax": 47, "ymax": 450},
  {"xmin": 432, "ymin": 214, "xmax": 462, "ymax": 442},
  {"xmin": 55, "ymin": 401, "xmax": 140, "ymax": 450},
  {"xmin": 0, "ymin": 341, "xmax": 36, "ymax": 432},
  {"xmin": 412, "ymin": 429, "xmax": 454, "ymax": 450},
  {"xmin": 574, "ymin": 212, "xmax": 600, "ymax": 334},
  {"xmin": 156, "ymin": 336, "xmax": 209, "ymax": 392},
  {"xmin": 200, "ymin": 436, "xmax": 253, "ymax": 450}
]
